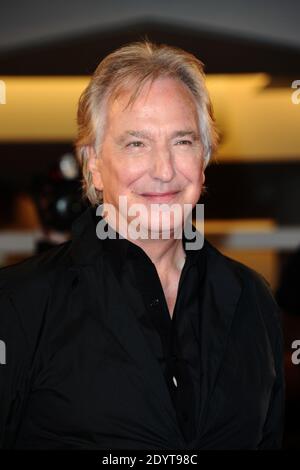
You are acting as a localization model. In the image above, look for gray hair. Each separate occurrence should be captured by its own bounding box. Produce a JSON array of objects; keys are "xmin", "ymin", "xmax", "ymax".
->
[{"xmin": 74, "ymin": 40, "xmax": 219, "ymax": 206}]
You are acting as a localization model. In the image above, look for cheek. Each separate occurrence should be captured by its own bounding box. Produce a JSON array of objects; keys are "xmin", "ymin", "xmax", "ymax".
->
[
  {"xmin": 121, "ymin": 159, "xmax": 149, "ymax": 189},
  {"xmin": 179, "ymin": 159, "xmax": 203, "ymax": 184},
  {"xmin": 178, "ymin": 160, "xmax": 204, "ymax": 202},
  {"xmin": 109, "ymin": 162, "xmax": 144, "ymax": 192}
]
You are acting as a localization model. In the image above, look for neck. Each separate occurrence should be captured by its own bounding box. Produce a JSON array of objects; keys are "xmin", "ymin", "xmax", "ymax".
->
[
  {"xmin": 102, "ymin": 210, "xmax": 186, "ymax": 275},
  {"xmin": 128, "ymin": 234, "xmax": 186, "ymax": 275}
]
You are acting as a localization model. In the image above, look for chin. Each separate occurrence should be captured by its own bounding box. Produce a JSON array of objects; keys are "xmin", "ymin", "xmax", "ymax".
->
[{"xmin": 144, "ymin": 212, "xmax": 184, "ymax": 240}]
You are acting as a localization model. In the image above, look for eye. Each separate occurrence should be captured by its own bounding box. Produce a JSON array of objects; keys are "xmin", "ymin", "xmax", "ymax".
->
[
  {"xmin": 175, "ymin": 140, "xmax": 192, "ymax": 145},
  {"xmin": 126, "ymin": 141, "xmax": 144, "ymax": 148}
]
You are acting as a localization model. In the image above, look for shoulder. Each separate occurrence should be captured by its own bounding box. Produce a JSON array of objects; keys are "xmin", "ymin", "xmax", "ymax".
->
[
  {"xmin": 0, "ymin": 242, "xmax": 75, "ymax": 352},
  {"xmin": 204, "ymin": 238, "xmax": 282, "ymax": 337},
  {"xmin": 0, "ymin": 240, "xmax": 73, "ymax": 291},
  {"xmin": 204, "ymin": 237, "xmax": 275, "ymax": 293}
]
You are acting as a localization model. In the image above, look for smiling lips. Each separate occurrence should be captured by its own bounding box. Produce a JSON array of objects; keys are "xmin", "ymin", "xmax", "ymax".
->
[{"xmin": 140, "ymin": 191, "xmax": 180, "ymax": 202}]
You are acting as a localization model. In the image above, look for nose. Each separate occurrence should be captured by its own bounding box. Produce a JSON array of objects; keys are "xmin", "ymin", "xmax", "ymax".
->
[{"xmin": 149, "ymin": 145, "xmax": 175, "ymax": 182}]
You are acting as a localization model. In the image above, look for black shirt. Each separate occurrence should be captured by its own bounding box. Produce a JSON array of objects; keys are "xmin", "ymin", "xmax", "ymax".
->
[
  {"xmin": 0, "ymin": 206, "xmax": 284, "ymax": 449},
  {"xmin": 99, "ymin": 213, "xmax": 207, "ymax": 445}
]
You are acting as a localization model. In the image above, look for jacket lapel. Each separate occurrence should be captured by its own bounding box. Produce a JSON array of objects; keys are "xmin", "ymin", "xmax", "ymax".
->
[{"xmin": 195, "ymin": 244, "xmax": 243, "ymax": 436}]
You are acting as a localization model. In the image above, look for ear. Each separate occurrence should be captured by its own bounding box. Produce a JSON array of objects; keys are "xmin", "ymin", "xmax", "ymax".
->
[
  {"xmin": 87, "ymin": 146, "xmax": 103, "ymax": 191},
  {"xmin": 202, "ymin": 169, "xmax": 205, "ymax": 185}
]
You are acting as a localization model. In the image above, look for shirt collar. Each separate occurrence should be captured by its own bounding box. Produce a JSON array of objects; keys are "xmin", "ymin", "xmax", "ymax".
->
[{"xmin": 71, "ymin": 205, "xmax": 207, "ymax": 271}]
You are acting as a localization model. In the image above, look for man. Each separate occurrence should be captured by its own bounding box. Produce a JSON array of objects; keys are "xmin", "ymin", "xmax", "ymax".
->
[{"xmin": 0, "ymin": 40, "xmax": 284, "ymax": 449}]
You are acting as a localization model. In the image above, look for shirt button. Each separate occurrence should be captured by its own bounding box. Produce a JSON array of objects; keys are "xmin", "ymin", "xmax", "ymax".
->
[
  {"xmin": 149, "ymin": 298, "xmax": 160, "ymax": 308},
  {"xmin": 172, "ymin": 376, "xmax": 178, "ymax": 387}
]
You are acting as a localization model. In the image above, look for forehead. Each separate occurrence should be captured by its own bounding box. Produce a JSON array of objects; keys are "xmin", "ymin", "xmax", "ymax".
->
[{"xmin": 106, "ymin": 77, "xmax": 198, "ymax": 122}]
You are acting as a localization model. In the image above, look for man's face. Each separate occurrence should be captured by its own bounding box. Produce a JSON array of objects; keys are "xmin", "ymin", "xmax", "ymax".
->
[{"xmin": 89, "ymin": 77, "xmax": 205, "ymax": 237}]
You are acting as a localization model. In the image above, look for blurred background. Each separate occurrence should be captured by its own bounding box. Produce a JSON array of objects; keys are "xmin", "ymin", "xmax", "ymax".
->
[{"xmin": 0, "ymin": 0, "xmax": 300, "ymax": 449}]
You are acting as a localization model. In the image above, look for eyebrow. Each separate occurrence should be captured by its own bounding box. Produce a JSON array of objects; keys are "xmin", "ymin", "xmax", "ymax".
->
[{"xmin": 116, "ymin": 129, "xmax": 200, "ymax": 143}]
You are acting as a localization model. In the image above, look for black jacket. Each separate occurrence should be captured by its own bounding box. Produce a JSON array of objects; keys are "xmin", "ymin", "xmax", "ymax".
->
[{"xmin": 0, "ymin": 206, "xmax": 285, "ymax": 449}]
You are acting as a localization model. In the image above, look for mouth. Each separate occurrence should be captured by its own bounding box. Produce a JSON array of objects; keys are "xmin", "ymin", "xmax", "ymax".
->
[{"xmin": 138, "ymin": 191, "xmax": 180, "ymax": 203}]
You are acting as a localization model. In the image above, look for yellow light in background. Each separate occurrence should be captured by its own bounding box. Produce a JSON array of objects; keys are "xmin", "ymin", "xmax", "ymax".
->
[
  {"xmin": 0, "ymin": 76, "xmax": 88, "ymax": 141},
  {"xmin": 208, "ymin": 73, "xmax": 300, "ymax": 161},
  {"xmin": 0, "ymin": 74, "xmax": 299, "ymax": 161}
]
